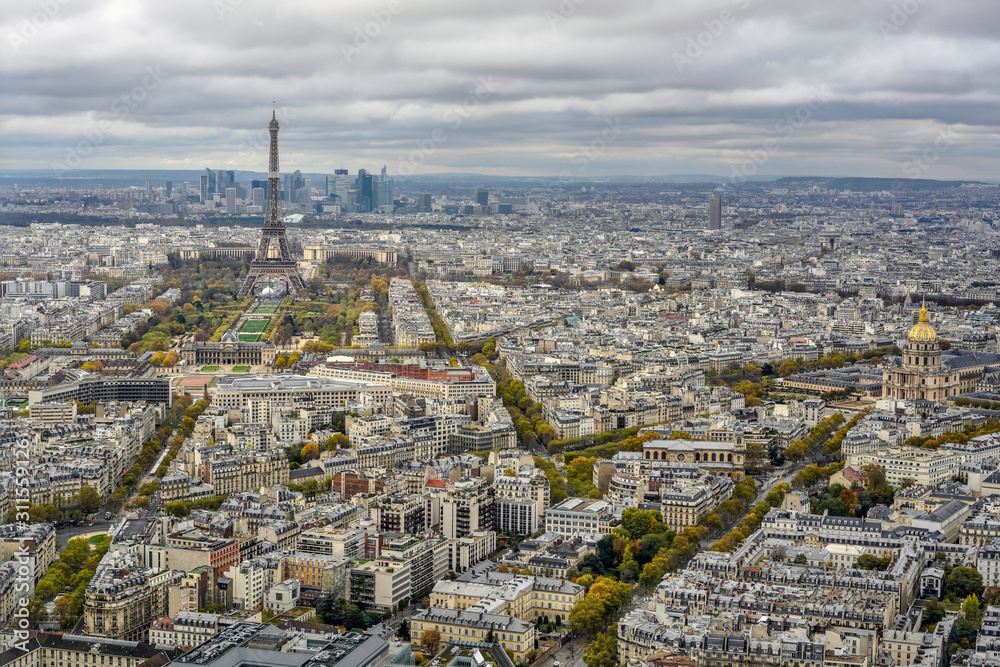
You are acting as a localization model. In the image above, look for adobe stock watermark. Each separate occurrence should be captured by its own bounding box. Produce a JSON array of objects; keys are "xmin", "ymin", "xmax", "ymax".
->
[
  {"xmin": 673, "ymin": 0, "xmax": 751, "ymax": 73},
  {"xmin": 51, "ymin": 66, "xmax": 168, "ymax": 178},
  {"xmin": 232, "ymin": 106, "xmax": 297, "ymax": 171},
  {"xmin": 340, "ymin": 0, "xmax": 406, "ymax": 63},
  {"xmin": 396, "ymin": 76, "xmax": 500, "ymax": 176},
  {"xmin": 730, "ymin": 86, "xmax": 831, "ymax": 183},
  {"xmin": 8, "ymin": 0, "xmax": 70, "ymax": 53},
  {"xmin": 558, "ymin": 117, "xmax": 628, "ymax": 182},
  {"xmin": 902, "ymin": 128, "xmax": 959, "ymax": 178},
  {"xmin": 213, "ymin": 0, "xmax": 243, "ymax": 20},
  {"xmin": 877, "ymin": 0, "xmax": 929, "ymax": 38},
  {"xmin": 10, "ymin": 438, "xmax": 32, "ymax": 651},
  {"xmin": 546, "ymin": 0, "xmax": 586, "ymax": 30}
]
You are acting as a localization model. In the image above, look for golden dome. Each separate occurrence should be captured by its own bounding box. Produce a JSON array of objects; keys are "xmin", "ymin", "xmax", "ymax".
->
[{"xmin": 908, "ymin": 298, "xmax": 937, "ymax": 342}]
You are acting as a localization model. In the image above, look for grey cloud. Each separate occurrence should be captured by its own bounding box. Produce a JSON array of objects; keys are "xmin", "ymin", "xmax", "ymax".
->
[{"xmin": 1, "ymin": 0, "xmax": 998, "ymax": 179}]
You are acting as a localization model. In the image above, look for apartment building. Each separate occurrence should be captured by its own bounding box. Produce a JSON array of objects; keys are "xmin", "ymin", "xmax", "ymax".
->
[
  {"xmin": 295, "ymin": 528, "xmax": 381, "ymax": 559},
  {"xmin": 848, "ymin": 447, "xmax": 960, "ymax": 487},
  {"xmin": 148, "ymin": 610, "xmax": 219, "ymax": 649},
  {"xmin": 439, "ymin": 477, "xmax": 496, "ymax": 539},
  {"xmin": 349, "ymin": 534, "xmax": 448, "ymax": 612},
  {"xmin": 411, "ymin": 607, "xmax": 537, "ymax": 662},
  {"xmin": 544, "ymin": 498, "xmax": 614, "ymax": 536},
  {"xmin": 393, "ymin": 414, "xmax": 469, "ymax": 459},
  {"xmin": 370, "ymin": 494, "xmax": 426, "ymax": 534},
  {"xmin": 223, "ymin": 557, "xmax": 277, "ymax": 611},
  {"xmin": 83, "ymin": 551, "xmax": 181, "ymax": 642},
  {"xmin": 0, "ymin": 522, "xmax": 57, "ymax": 587},
  {"xmin": 448, "ymin": 531, "xmax": 497, "ymax": 574},
  {"xmin": 657, "ymin": 473, "xmax": 734, "ymax": 532},
  {"xmin": 204, "ymin": 447, "xmax": 289, "ymax": 496}
]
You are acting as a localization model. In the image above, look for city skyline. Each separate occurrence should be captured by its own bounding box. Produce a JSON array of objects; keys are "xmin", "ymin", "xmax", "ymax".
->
[{"xmin": 2, "ymin": 0, "xmax": 999, "ymax": 179}]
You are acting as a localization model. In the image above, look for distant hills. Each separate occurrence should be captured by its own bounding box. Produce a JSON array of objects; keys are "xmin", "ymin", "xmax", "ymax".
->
[
  {"xmin": 0, "ymin": 169, "xmax": 992, "ymax": 190},
  {"xmin": 769, "ymin": 176, "xmax": 988, "ymax": 191}
]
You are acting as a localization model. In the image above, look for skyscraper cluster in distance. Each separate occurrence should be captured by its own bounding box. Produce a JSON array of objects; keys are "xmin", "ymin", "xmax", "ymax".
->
[{"xmin": 196, "ymin": 165, "xmax": 395, "ymax": 216}]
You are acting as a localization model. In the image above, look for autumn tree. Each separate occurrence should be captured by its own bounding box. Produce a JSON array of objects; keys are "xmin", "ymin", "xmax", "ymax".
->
[
  {"xmin": 301, "ymin": 442, "xmax": 320, "ymax": 463},
  {"xmin": 76, "ymin": 486, "xmax": 102, "ymax": 514},
  {"xmin": 778, "ymin": 360, "xmax": 800, "ymax": 377},
  {"xmin": 422, "ymin": 628, "xmax": 441, "ymax": 653},
  {"xmin": 583, "ymin": 627, "xmax": 618, "ymax": 667},
  {"xmin": 568, "ymin": 595, "xmax": 608, "ymax": 636},
  {"xmin": 325, "ymin": 433, "xmax": 350, "ymax": 450},
  {"xmin": 784, "ymin": 440, "xmax": 808, "ymax": 461}
]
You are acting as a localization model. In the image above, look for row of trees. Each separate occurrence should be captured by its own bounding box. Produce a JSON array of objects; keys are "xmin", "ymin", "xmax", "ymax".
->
[
  {"xmin": 483, "ymin": 359, "xmax": 559, "ymax": 448},
  {"xmin": 790, "ymin": 460, "xmax": 845, "ymax": 490},
  {"xmin": 30, "ymin": 536, "xmax": 108, "ymax": 628},
  {"xmin": 411, "ymin": 281, "xmax": 454, "ymax": 349},
  {"xmin": 3, "ymin": 485, "xmax": 102, "ymax": 524},
  {"xmin": 154, "ymin": 395, "xmax": 211, "ymax": 479},
  {"xmin": 563, "ymin": 430, "xmax": 663, "ymax": 465},
  {"xmin": 784, "ymin": 413, "xmax": 847, "ymax": 461},
  {"xmin": 165, "ymin": 495, "xmax": 228, "ymax": 518},
  {"xmin": 821, "ymin": 409, "xmax": 870, "ymax": 460},
  {"xmin": 710, "ymin": 479, "xmax": 789, "ymax": 552},
  {"xmin": 572, "ymin": 508, "xmax": 710, "ymax": 667},
  {"xmin": 904, "ymin": 418, "xmax": 1000, "ymax": 451}
]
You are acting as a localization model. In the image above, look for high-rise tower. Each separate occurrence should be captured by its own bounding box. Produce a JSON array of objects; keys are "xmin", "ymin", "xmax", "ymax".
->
[
  {"xmin": 238, "ymin": 111, "xmax": 306, "ymax": 297},
  {"xmin": 708, "ymin": 196, "xmax": 722, "ymax": 230}
]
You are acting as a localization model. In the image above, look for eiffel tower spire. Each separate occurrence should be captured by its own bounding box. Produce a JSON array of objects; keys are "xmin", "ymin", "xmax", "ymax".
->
[{"xmin": 238, "ymin": 110, "xmax": 306, "ymax": 297}]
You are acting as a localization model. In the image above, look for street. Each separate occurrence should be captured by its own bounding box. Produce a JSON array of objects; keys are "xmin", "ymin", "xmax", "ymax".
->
[
  {"xmin": 55, "ymin": 521, "xmax": 110, "ymax": 549},
  {"xmin": 536, "ymin": 637, "xmax": 586, "ymax": 667}
]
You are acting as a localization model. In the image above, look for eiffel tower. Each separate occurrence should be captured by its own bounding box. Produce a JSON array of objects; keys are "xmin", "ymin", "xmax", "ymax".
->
[{"xmin": 238, "ymin": 111, "xmax": 306, "ymax": 297}]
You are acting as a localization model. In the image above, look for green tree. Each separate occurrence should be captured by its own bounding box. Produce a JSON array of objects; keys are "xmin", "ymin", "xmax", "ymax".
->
[
  {"xmin": 699, "ymin": 511, "xmax": 724, "ymax": 534},
  {"xmin": 621, "ymin": 507, "xmax": 662, "ymax": 539},
  {"xmin": 947, "ymin": 567, "xmax": 985, "ymax": 601},
  {"xmin": 325, "ymin": 433, "xmax": 350, "ymax": 450},
  {"xmin": 138, "ymin": 481, "xmax": 159, "ymax": 497},
  {"xmin": 924, "ymin": 597, "xmax": 945, "ymax": 625},
  {"xmin": 344, "ymin": 603, "xmax": 367, "ymax": 630},
  {"xmin": 60, "ymin": 539, "xmax": 92, "ymax": 573}
]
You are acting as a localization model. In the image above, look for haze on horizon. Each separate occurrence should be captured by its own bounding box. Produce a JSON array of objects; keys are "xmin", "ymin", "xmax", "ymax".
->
[{"xmin": 2, "ymin": 0, "xmax": 999, "ymax": 181}]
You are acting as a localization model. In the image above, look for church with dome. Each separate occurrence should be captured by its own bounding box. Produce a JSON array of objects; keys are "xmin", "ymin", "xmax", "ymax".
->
[{"xmin": 883, "ymin": 299, "xmax": 1000, "ymax": 402}]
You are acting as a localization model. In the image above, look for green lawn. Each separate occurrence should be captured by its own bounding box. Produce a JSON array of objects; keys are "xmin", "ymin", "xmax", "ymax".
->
[
  {"xmin": 238, "ymin": 333, "xmax": 261, "ymax": 342},
  {"xmin": 88, "ymin": 534, "xmax": 109, "ymax": 545},
  {"xmin": 232, "ymin": 365, "xmax": 252, "ymax": 372},
  {"xmin": 200, "ymin": 365, "xmax": 221, "ymax": 372},
  {"xmin": 239, "ymin": 319, "xmax": 269, "ymax": 333},
  {"xmin": 252, "ymin": 302, "xmax": 282, "ymax": 314}
]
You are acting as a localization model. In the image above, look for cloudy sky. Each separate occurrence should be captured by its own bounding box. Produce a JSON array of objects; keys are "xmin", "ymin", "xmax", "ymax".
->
[{"xmin": 2, "ymin": 0, "xmax": 999, "ymax": 179}]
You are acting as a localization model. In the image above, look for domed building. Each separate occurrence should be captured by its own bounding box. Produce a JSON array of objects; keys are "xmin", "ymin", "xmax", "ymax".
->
[{"xmin": 883, "ymin": 299, "xmax": 969, "ymax": 401}]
